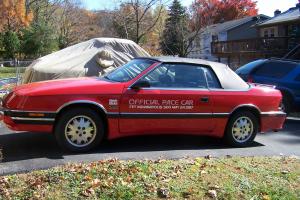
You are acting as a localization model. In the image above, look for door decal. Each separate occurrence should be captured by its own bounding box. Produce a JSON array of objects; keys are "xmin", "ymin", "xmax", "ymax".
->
[{"xmin": 128, "ymin": 99, "xmax": 194, "ymax": 110}]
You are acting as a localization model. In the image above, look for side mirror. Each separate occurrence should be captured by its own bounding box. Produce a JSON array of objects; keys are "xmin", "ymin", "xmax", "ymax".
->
[{"xmin": 130, "ymin": 80, "xmax": 150, "ymax": 90}]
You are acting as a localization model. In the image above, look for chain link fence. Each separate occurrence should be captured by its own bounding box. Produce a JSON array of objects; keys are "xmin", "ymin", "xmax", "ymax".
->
[{"xmin": 0, "ymin": 59, "xmax": 33, "ymax": 83}]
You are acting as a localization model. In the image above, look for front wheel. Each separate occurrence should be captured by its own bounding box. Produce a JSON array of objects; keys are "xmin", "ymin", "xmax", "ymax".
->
[
  {"xmin": 224, "ymin": 111, "xmax": 258, "ymax": 147},
  {"xmin": 54, "ymin": 108, "xmax": 104, "ymax": 152}
]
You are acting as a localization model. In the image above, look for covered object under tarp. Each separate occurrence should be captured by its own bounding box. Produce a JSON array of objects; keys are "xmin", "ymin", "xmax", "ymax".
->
[{"xmin": 22, "ymin": 38, "xmax": 150, "ymax": 83}]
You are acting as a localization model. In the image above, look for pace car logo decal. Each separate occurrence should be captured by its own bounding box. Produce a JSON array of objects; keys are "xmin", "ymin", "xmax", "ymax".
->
[
  {"xmin": 129, "ymin": 99, "xmax": 194, "ymax": 110},
  {"xmin": 109, "ymin": 99, "xmax": 118, "ymax": 109},
  {"xmin": 109, "ymin": 99, "xmax": 118, "ymax": 105}
]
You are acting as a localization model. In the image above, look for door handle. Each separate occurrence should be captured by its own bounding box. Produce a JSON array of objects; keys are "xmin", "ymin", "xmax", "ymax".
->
[{"xmin": 200, "ymin": 97, "xmax": 209, "ymax": 103}]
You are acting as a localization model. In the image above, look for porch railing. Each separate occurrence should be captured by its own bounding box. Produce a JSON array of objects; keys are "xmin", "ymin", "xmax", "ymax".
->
[{"xmin": 211, "ymin": 37, "xmax": 300, "ymax": 56}]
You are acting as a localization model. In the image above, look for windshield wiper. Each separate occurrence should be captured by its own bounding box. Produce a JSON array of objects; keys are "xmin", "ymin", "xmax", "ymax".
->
[{"xmin": 103, "ymin": 75, "xmax": 110, "ymax": 80}]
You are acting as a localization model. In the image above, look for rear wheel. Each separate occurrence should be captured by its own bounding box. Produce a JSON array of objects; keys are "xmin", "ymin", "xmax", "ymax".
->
[
  {"xmin": 55, "ymin": 108, "xmax": 104, "ymax": 152},
  {"xmin": 224, "ymin": 111, "xmax": 258, "ymax": 147}
]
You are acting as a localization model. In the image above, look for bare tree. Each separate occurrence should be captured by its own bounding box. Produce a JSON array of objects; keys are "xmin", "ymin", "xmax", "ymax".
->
[
  {"xmin": 56, "ymin": 0, "xmax": 103, "ymax": 48},
  {"xmin": 113, "ymin": 0, "xmax": 170, "ymax": 44},
  {"xmin": 26, "ymin": 0, "xmax": 65, "ymax": 24}
]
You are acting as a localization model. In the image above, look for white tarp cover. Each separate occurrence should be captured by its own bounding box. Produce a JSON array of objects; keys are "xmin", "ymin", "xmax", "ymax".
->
[{"xmin": 22, "ymin": 38, "xmax": 150, "ymax": 83}]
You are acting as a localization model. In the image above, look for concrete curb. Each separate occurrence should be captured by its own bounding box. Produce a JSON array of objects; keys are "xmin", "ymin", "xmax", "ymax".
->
[{"xmin": 286, "ymin": 117, "xmax": 300, "ymax": 121}]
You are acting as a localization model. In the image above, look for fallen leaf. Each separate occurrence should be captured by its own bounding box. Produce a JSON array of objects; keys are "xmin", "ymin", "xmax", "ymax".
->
[
  {"xmin": 84, "ymin": 175, "xmax": 92, "ymax": 181},
  {"xmin": 210, "ymin": 185, "xmax": 220, "ymax": 190},
  {"xmin": 125, "ymin": 176, "xmax": 132, "ymax": 183},
  {"xmin": 182, "ymin": 191, "xmax": 192, "ymax": 198},
  {"xmin": 157, "ymin": 188, "xmax": 170, "ymax": 198},
  {"xmin": 200, "ymin": 163, "xmax": 207, "ymax": 170},
  {"xmin": 81, "ymin": 187, "xmax": 95, "ymax": 197},
  {"xmin": 262, "ymin": 194, "xmax": 271, "ymax": 200},
  {"xmin": 145, "ymin": 183, "xmax": 156, "ymax": 193},
  {"xmin": 200, "ymin": 170, "xmax": 207, "ymax": 175},
  {"xmin": 121, "ymin": 180, "xmax": 128, "ymax": 186},
  {"xmin": 0, "ymin": 188, "xmax": 10, "ymax": 198},
  {"xmin": 207, "ymin": 189, "xmax": 217, "ymax": 199},
  {"xmin": 28, "ymin": 177, "xmax": 44, "ymax": 188},
  {"xmin": 91, "ymin": 178, "xmax": 101, "ymax": 187},
  {"xmin": 0, "ymin": 177, "xmax": 9, "ymax": 185},
  {"xmin": 154, "ymin": 159, "xmax": 163, "ymax": 164}
]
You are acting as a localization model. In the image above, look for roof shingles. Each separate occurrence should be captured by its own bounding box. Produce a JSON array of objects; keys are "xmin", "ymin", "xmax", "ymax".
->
[{"xmin": 259, "ymin": 7, "xmax": 300, "ymax": 26}]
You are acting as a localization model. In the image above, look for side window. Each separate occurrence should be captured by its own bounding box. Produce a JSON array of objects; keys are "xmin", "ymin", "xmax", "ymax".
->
[
  {"xmin": 253, "ymin": 61, "xmax": 296, "ymax": 78},
  {"xmin": 142, "ymin": 64, "xmax": 212, "ymax": 89},
  {"xmin": 203, "ymin": 68, "xmax": 222, "ymax": 89}
]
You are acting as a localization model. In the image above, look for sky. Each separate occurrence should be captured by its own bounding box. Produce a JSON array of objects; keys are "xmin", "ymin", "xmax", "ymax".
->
[{"xmin": 82, "ymin": 0, "xmax": 299, "ymax": 17}]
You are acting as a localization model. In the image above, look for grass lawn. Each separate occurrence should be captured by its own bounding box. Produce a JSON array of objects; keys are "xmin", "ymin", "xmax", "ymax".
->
[
  {"xmin": 0, "ymin": 157, "xmax": 299, "ymax": 199},
  {"xmin": 0, "ymin": 72, "xmax": 16, "ymax": 79},
  {"xmin": 0, "ymin": 67, "xmax": 26, "ymax": 79}
]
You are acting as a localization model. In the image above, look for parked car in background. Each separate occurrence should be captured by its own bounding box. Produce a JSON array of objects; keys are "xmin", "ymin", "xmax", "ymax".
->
[
  {"xmin": 0, "ymin": 77, "xmax": 18, "ymax": 98},
  {"xmin": 1, "ymin": 57, "xmax": 285, "ymax": 152},
  {"xmin": 0, "ymin": 77, "xmax": 18, "ymax": 88},
  {"xmin": 236, "ymin": 58, "xmax": 300, "ymax": 114}
]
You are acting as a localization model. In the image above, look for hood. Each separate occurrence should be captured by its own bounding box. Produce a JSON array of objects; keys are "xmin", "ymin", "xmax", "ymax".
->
[{"xmin": 14, "ymin": 77, "xmax": 125, "ymax": 96}]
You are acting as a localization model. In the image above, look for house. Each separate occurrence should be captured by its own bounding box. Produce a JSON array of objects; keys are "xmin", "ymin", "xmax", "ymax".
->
[
  {"xmin": 209, "ymin": 3, "xmax": 300, "ymax": 68},
  {"xmin": 188, "ymin": 15, "xmax": 269, "ymax": 67},
  {"xmin": 258, "ymin": 4, "xmax": 300, "ymax": 50}
]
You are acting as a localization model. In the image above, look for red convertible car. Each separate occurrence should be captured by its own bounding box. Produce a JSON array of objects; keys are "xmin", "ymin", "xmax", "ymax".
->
[{"xmin": 0, "ymin": 57, "xmax": 286, "ymax": 152}]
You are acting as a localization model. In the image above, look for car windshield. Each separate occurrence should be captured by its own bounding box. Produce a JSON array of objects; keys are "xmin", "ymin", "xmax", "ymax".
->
[
  {"xmin": 104, "ymin": 59, "xmax": 155, "ymax": 82},
  {"xmin": 236, "ymin": 59, "xmax": 265, "ymax": 74}
]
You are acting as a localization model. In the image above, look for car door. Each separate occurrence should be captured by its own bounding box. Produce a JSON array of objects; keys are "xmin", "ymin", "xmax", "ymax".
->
[{"xmin": 119, "ymin": 63, "xmax": 214, "ymax": 135}]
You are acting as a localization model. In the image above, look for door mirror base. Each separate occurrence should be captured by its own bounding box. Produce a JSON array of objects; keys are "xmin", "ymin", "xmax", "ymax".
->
[{"xmin": 130, "ymin": 80, "xmax": 150, "ymax": 90}]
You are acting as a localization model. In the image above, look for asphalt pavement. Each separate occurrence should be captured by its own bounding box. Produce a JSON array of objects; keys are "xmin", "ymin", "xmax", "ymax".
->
[{"xmin": 0, "ymin": 118, "xmax": 299, "ymax": 175}]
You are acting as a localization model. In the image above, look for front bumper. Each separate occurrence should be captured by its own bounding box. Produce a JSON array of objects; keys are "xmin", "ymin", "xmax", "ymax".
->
[
  {"xmin": 0, "ymin": 108, "xmax": 56, "ymax": 133},
  {"xmin": 0, "ymin": 107, "xmax": 5, "ymax": 121}
]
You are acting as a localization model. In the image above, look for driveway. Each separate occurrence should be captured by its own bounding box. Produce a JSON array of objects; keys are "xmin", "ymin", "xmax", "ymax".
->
[{"xmin": 0, "ymin": 119, "xmax": 299, "ymax": 175}]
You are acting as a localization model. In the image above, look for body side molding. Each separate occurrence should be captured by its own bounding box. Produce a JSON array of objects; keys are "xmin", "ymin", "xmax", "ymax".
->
[
  {"xmin": 56, "ymin": 100, "xmax": 107, "ymax": 114},
  {"xmin": 230, "ymin": 104, "xmax": 262, "ymax": 114}
]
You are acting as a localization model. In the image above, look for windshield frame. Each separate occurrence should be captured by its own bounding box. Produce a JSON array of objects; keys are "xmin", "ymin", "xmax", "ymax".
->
[{"xmin": 103, "ymin": 58, "xmax": 156, "ymax": 83}]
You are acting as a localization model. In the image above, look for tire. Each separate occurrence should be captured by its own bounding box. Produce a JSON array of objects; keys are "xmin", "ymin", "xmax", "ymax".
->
[
  {"xmin": 281, "ymin": 94, "xmax": 291, "ymax": 115},
  {"xmin": 224, "ymin": 111, "xmax": 258, "ymax": 147},
  {"xmin": 54, "ymin": 108, "xmax": 104, "ymax": 152}
]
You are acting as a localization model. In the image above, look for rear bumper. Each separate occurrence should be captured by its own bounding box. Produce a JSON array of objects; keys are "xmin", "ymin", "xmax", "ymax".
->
[{"xmin": 260, "ymin": 111, "xmax": 286, "ymax": 132}]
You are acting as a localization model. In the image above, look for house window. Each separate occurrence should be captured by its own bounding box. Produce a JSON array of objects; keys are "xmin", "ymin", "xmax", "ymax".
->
[
  {"xmin": 288, "ymin": 24, "xmax": 300, "ymax": 37},
  {"xmin": 212, "ymin": 35, "xmax": 218, "ymax": 42},
  {"xmin": 261, "ymin": 27, "xmax": 278, "ymax": 37},
  {"xmin": 264, "ymin": 30, "xmax": 268, "ymax": 37},
  {"xmin": 270, "ymin": 28, "xmax": 275, "ymax": 37}
]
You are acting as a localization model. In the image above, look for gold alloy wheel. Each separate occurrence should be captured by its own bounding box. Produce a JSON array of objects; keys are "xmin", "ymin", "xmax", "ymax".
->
[
  {"xmin": 64, "ymin": 115, "xmax": 97, "ymax": 147},
  {"xmin": 231, "ymin": 116, "xmax": 254, "ymax": 143}
]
